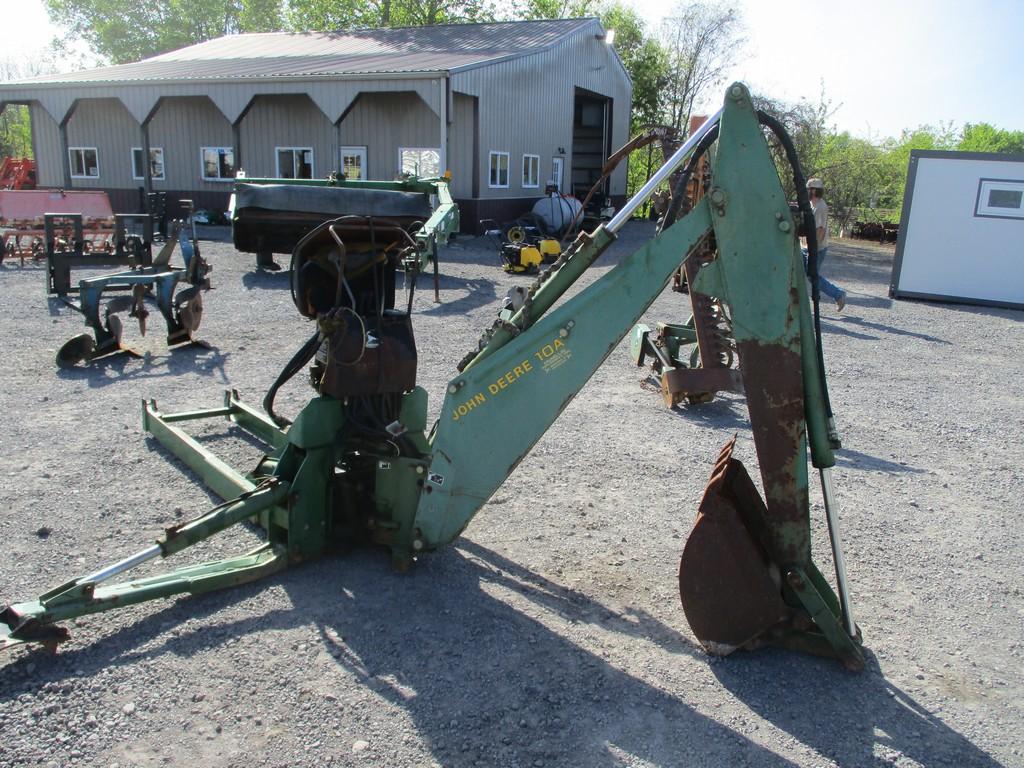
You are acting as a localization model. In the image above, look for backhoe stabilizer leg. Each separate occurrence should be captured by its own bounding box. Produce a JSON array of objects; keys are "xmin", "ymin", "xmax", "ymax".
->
[{"xmin": 1, "ymin": 482, "xmax": 290, "ymax": 653}]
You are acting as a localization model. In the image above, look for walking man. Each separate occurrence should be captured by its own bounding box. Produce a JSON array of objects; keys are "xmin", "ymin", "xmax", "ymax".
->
[{"xmin": 804, "ymin": 177, "xmax": 846, "ymax": 311}]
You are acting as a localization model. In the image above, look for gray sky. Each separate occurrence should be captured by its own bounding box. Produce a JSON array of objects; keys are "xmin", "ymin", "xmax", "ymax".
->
[{"xmin": 6, "ymin": 0, "xmax": 1023, "ymax": 141}]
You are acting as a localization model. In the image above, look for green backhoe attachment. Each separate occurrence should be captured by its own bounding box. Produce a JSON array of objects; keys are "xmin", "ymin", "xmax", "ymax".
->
[{"xmin": 1, "ymin": 83, "xmax": 864, "ymax": 670}]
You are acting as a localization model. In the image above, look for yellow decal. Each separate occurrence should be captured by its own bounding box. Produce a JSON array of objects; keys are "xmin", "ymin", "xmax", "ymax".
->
[
  {"xmin": 534, "ymin": 337, "xmax": 571, "ymax": 372},
  {"xmin": 450, "ymin": 334, "xmax": 570, "ymax": 422},
  {"xmin": 487, "ymin": 359, "xmax": 533, "ymax": 395},
  {"xmin": 451, "ymin": 391, "xmax": 487, "ymax": 421}
]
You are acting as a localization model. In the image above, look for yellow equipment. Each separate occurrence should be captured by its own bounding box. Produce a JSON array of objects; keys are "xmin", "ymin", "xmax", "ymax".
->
[{"xmin": 500, "ymin": 229, "xmax": 562, "ymax": 274}]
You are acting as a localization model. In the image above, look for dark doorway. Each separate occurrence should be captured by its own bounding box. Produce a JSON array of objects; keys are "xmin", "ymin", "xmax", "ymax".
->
[{"xmin": 571, "ymin": 89, "xmax": 611, "ymax": 198}]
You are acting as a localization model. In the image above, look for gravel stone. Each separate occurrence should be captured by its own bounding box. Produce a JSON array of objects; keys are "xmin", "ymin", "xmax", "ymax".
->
[{"xmin": 0, "ymin": 229, "xmax": 1020, "ymax": 767}]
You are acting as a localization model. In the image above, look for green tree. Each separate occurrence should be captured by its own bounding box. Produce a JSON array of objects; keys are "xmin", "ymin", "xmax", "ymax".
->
[
  {"xmin": 658, "ymin": 1, "xmax": 743, "ymax": 135},
  {"xmin": 1, "ymin": 58, "xmax": 60, "ymax": 160},
  {"xmin": 513, "ymin": 0, "xmax": 596, "ymax": 19},
  {"xmin": 814, "ymin": 133, "xmax": 888, "ymax": 234},
  {"xmin": 287, "ymin": 0, "xmax": 494, "ymax": 29},
  {"xmin": 753, "ymin": 88, "xmax": 835, "ymax": 200},
  {"xmin": 599, "ymin": 3, "xmax": 667, "ymax": 129},
  {"xmin": 0, "ymin": 106, "xmax": 32, "ymax": 159},
  {"xmin": 957, "ymin": 122, "xmax": 1024, "ymax": 154},
  {"xmin": 44, "ymin": 0, "xmax": 285, "ymax": 64},
  {"xmin": 879, "ymin": 125, "xmax": 955, "ymax": 214}
]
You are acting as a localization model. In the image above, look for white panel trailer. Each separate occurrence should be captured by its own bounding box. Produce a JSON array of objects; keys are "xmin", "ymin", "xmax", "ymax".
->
[{"xmin": 890, "ymin": 149, "xmax": 1024, "ymax": 310}]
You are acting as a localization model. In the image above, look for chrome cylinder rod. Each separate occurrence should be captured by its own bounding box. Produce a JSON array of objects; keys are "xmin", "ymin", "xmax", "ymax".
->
[
  {"xmin": 81, "ymin": 544, "xmax": 162, "ymax": 585},
  {"xmin": 606, "ymin": 107, "xmax": 724, "ymax": 235},
  {"xmin": 820, "ymin": 467, "xmax": 856, "ymax": 636}
]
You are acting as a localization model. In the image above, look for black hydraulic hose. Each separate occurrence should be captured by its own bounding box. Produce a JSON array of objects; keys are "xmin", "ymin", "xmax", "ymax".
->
[
  {"xmin": 263, "ymin": 329, "xmax": 322, "ymax": 428},
  {"xmin": 755, "ymin": 109, "xmax": 834, "ymax": 420}
]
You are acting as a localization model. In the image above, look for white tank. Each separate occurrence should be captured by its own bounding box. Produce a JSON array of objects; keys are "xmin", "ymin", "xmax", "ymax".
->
[{"xmin": 531, "ymin": 194, "xmax": 583, "ymax": 236}]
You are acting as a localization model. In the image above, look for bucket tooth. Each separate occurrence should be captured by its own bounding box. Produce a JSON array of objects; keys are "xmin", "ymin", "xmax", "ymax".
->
[{"xmin": 679, "ymin": 438, "xmax": 790, "ymax": 655}]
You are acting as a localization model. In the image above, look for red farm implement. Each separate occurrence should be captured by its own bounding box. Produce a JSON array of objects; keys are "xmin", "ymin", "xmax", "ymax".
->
[
  {"xmin": 0, "ymin": 189, "xmax": 115, "ymax": 266},
  {"xmin": 0, "ymin": 157, "xmax": 36, "ymax": 190}
]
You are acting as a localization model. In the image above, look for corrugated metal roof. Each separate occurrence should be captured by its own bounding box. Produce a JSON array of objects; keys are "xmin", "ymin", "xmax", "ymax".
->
[{"xmin": 11, "ymin": 19, "xmax": 597, "ymax": 85}]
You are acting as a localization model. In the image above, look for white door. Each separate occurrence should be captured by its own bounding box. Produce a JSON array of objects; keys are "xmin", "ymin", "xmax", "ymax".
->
[
  {"xmin": 550, "ymin": 157, "xmax": 564, "ymax": 192},
  {"xmin": 340, "ymin": 146, "xmax": 368, "ymax": 180}
]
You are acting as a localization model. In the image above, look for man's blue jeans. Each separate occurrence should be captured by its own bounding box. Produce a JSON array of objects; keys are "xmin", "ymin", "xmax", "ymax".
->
[{"xmin": 802, "ymin": 247, "xmax": 845, "ymax": 301}]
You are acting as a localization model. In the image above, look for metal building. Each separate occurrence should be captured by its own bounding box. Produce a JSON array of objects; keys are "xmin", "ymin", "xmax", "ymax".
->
[{"xmin": 0, "ymin": 18, "xmax": 631, "ymax": 228}]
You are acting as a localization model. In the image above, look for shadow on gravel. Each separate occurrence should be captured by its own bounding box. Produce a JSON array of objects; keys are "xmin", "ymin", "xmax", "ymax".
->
[
  {"xmin": 54, "ymin": 345, "xmax": 230, "ymax": 387},
  {"xmin": 440, "ymin": 239, "xmax": 507, "ymax": 268},
  {"xmin": 0, "ymin": 580, "xmax": 270, "ymax": 698},
  {"xmin": 664, "ymin": 391, "xmax": 751, "ymax": 431},
  {"xmin": 458, "ymin": 540, "xmax": 694, "ymax": 655},
  {"xmin": 4, "ymin": 537, "xmax": 991, "ymax": 766},
  {"xmin": 712, "ymin": 652, "xmax": 1002, "ymax": 767},
  {"xmin": 418, "ymin": 274, "xmax": 499, "ymax": 317},
  {"xmin": 1, "ymin": 544, "xmax": 801, "ymax": 766},
  {"xmin": 834, "ymin": 448, "xmax": 927, "ymax": 475},
  {"xmin": 306, "ymin": 546, "xmax": 805, "ymax": 766},
  {"xmin": 836, "ymin": 293, "xmax": 892, "ymax": 311},
  {"xmin": 823, "ymin": 316, "xmax": 951, "ymax": 345},
  {"xmin": 892, "ymin": 297, "xmax": 1024, "ymax": 323}
]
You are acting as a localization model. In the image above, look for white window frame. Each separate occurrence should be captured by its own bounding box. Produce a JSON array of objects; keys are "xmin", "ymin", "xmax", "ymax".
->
[
  {"xmin": 489, "ymin": 151, "xmax": 510, "ymax": 189},
  {"xmin": 69, "ymin": 147, "xmax": 99, "ymax": 179},
  {"xmin": 550, "ymin": 156, "xmax": 564, "ymax": 192},
  {"xmin": 276, "ymin": 146, "xmax": 314, "ymax": 179},
  {"xmin": 131, "ymin": 147, "xmax": 165, "ymax": 181},
  {"xmin": 200, "ymin": 146, "xmax": 235, "ymax": 182},
  {"xmin": 975, "ymin": 178, "xmax": 1024, "ymax": 220},
  {"xmin": 398, "ymin": 147, "xmax": 441, "ymax": 178},
  {"xmin": 340, "ymin": 146, "xmax": 368, "ymax": 180},
  {"xmin": 522, "ymin": 154, "xmax": 540, "ymax": 189}
]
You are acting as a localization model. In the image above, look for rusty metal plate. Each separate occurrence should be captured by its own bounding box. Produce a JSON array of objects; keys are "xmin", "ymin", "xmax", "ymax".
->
[{"xmin": 679, "ymin": 439, "xmax": 789, "ymax": 655}]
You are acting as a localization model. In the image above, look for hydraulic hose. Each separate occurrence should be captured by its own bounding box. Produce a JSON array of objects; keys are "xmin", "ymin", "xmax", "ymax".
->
[
  {"xmin": 659, "ymin": 123, "xmax": 720, "ymax": 233},
  {"xmin": 756, "ymin": 110, "xmax": 835, "ymax": 422},
  {"xmin": 263, "ymin": 329, "xmax": 322, "ymax": 428}
]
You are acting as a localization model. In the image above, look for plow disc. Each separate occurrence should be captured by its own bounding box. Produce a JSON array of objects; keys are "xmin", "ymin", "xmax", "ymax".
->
[
  {"xmin": 55, "ymin": 334, "xmax": 97, "ymax": 368},
  {"xmin": 174, "ymin": 286, "xmax": 204, "ymax": 336},
  {"xmin": 55, "ymin": 294, "xmax": 141, "ymax": 367}
]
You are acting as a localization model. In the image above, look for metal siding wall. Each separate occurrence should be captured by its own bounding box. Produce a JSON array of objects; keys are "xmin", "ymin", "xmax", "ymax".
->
[
  {"xmin": 239, "ymin": 94, "xmax": 336, "ymax": 178},
  {"xmin": 149, "ymin": 96, "xmax": 233, "ymax": 193},
  {"xmin": 2, "ymin": 79, "xmax": 440, "ymax": 128},
  {"xmin": 339, "ymin": 92, "xmax": 440, "ymax": 181},
  {"xmin": 452, "ymin": 24, "xmax": 631, "ymax": 201},
  {"xmin": 65, "ymin": 98, "xmax": 140, "ymax": 189},
  {"xmin": 450, "ymin": 93, "xmax": 475, "ymax": 198},
  {"xmin": 29, "ymin": 103, "xmax": 63, "ymax": 187}
]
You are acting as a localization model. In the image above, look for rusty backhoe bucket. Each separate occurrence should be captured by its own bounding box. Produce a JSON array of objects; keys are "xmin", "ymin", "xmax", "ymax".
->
[
  {"xmin": 679, "ymin": 438, "xmax": 789, "ymax": 654},
  {"xmin": 679, "ymin": 438, "xmax": 864, "ymax": 670}
]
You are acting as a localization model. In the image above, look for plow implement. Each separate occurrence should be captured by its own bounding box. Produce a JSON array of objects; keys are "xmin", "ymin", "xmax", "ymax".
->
[
  {"xmin": 53, "ymin": 208, "xmax": 211, "ymax": 367},
  {"xmin": 2, "ymin": 85, "xmax": 864, "ymax": 671}
]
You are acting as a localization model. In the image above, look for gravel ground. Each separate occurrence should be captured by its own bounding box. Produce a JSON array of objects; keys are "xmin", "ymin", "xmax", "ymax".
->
[{"xmin": 0, "ymin": 224, "xmax": 1021, "ymax": 768}]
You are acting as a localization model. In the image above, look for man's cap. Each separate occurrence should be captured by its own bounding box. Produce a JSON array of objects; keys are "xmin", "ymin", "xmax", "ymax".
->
[{"xmin": 806, "ymin": 177, "xmax": 824, "ymax": 190}]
